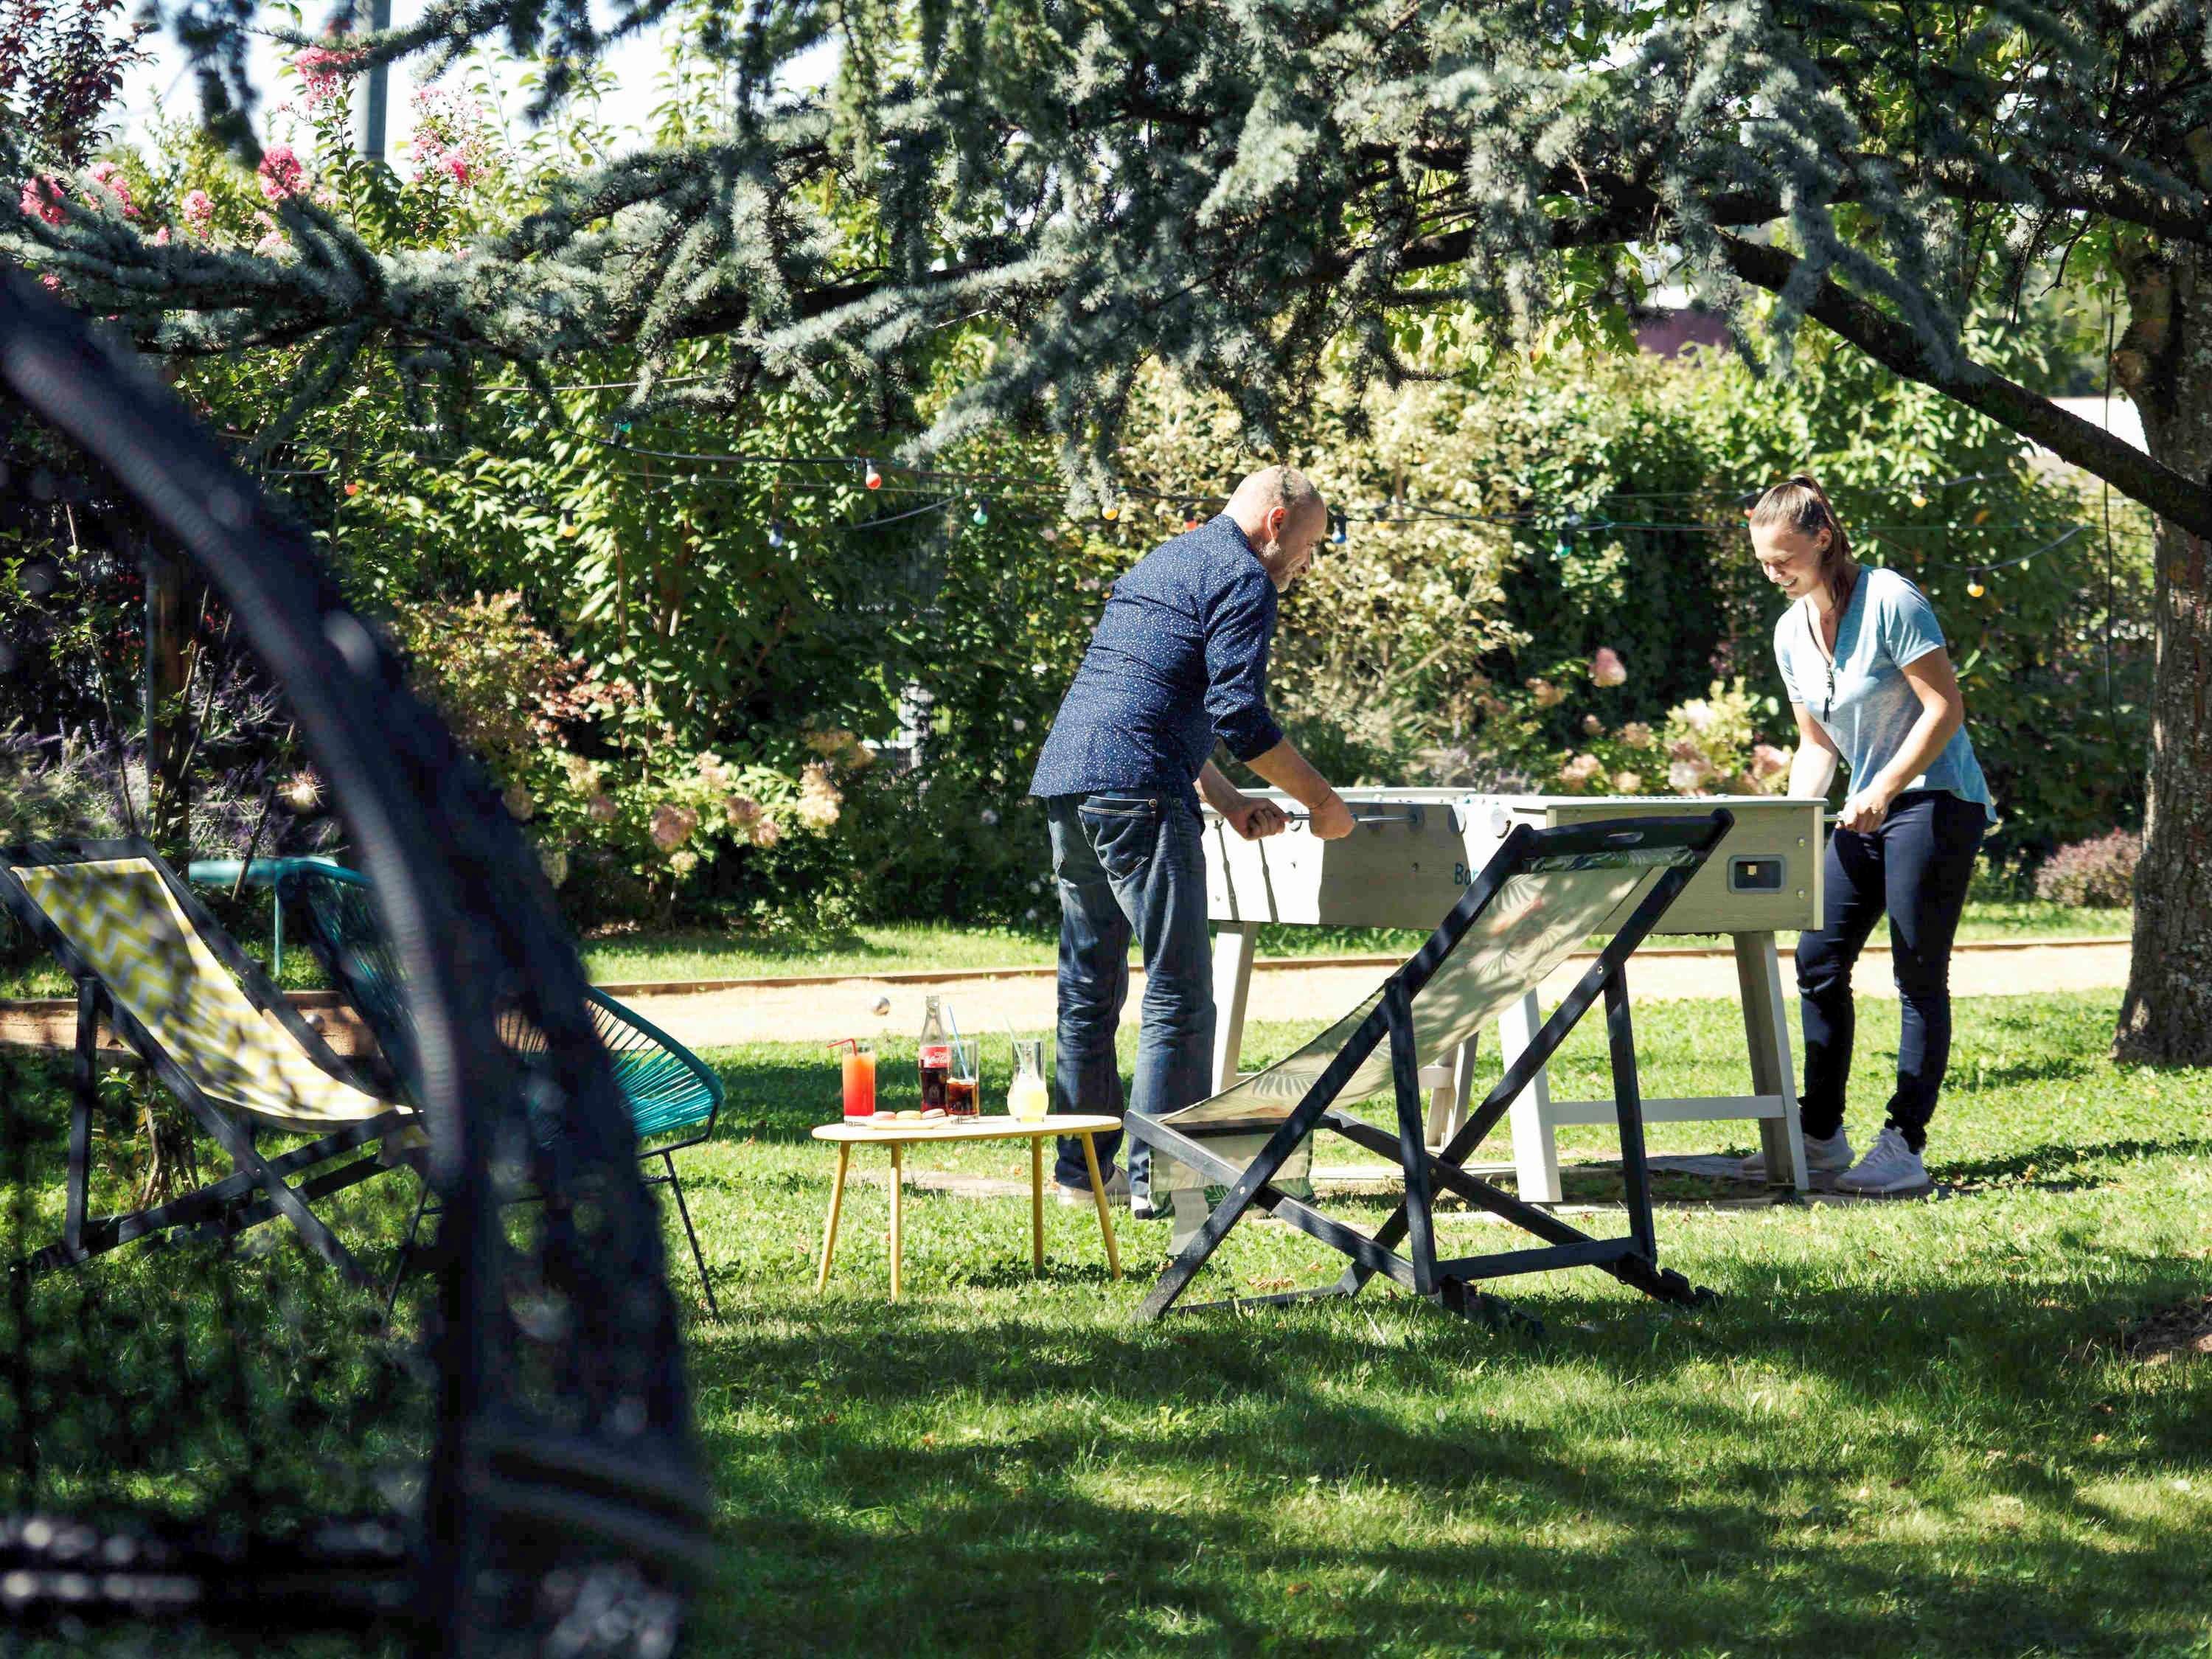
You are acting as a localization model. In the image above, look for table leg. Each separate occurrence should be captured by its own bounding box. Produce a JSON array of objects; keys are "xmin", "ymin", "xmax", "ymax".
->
[
  {"xmin": 815, "ymin": 1143, "xmax": 850, "ymax": 1294},
  {"xmin": 1210, "ymin": 922, "xmax": 1258, "ymax": 1093},
  {"xmin": 1079, "ymin": 1133, "xmax": 1121, "ymax": 1280},
  {"xmin": 889, "ymin": 1144, "xmax": 904, "ymax": 1301},
  {"xmin": 1030, "ymin": 1136, "xmax": 1045, "ymax": 1273},
  {"xmin": 1737, "ymin": 931, "xmax": 1809, "ymax": 1190},
  {"xmin": 1503, "ymin": 989, "xmax": 1562, "ymax": 1204}
]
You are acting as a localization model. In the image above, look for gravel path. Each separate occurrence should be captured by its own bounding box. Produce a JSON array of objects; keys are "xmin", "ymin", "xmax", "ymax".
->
[{"xmin": 1, "ymin": 939, "xmax": 2132, "ymax": 1057}]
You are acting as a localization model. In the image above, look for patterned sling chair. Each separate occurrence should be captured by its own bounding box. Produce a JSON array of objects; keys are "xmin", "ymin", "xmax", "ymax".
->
[
  {"xmin": 1, "ymin": 839, "xmax": 415, "ymax": 1287},
  {"xmin": 1127, "ymin": 809, "xmax": 1736, "ymax": 1332},
  {"xmin": 274, "ymin": 861, "xmax": 725, "ymax": 1315}
]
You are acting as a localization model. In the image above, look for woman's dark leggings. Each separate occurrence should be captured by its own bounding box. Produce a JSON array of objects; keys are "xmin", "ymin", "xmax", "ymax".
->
[{"xmin": 1796, "ymin": 790, "xmax": 1986, "ymax": 1152}]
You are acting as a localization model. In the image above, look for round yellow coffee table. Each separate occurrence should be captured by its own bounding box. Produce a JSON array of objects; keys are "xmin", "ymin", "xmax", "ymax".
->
[{"xmin": 810, "ymin": 1113, "xmax": 1124, "ymax": 1300}]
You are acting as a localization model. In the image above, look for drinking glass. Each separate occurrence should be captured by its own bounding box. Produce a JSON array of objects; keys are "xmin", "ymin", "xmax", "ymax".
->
[
  {"xmin": 1008, "ymin": 1039, "xmax": 1049, "ymax": 1121},
  {"xmin": 946, "ymin": 1038, "xmax": 980, "ymax": 1117},
  {"xmin": 838, "ymin": 1039, "xmax": 877, "ymax": 1119}
]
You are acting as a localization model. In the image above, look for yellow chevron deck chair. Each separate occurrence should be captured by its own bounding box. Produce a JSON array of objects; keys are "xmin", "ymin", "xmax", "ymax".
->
[{"xmin": 1, "ymin": 838, "xmax": 414, "ymax": 1288}]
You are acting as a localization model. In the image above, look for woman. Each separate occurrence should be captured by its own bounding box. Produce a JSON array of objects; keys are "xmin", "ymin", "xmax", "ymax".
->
[{"xmin": 1740, "ymin": 475, "xmax": 1995, "ymax": 1196}]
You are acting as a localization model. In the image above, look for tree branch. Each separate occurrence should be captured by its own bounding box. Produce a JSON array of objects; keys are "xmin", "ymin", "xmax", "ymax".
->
[{"xmin": 1715, "ymin": 229, "xmax": 2212, "ymax": 538}]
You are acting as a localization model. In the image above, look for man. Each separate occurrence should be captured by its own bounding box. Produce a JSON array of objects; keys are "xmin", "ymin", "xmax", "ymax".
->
[{"xmin": 1029, "ymin": 465, "xmax": 1354, "ymax": 1219}]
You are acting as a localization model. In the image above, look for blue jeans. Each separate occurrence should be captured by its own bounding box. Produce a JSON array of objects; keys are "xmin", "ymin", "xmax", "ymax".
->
[
  {"xmin": 1795, "ymin": 789, "xmax": 1986, "ymax": 1152},
  {"xmin": 1044, "ymin": 792, "xmax": 1216, "ymax": 1200}
]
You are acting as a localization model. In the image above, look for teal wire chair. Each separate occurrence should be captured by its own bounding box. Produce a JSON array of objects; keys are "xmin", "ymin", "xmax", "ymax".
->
[{"xmin": 275, "ymin": 863, "xmax": 724, "ymax": 1315}]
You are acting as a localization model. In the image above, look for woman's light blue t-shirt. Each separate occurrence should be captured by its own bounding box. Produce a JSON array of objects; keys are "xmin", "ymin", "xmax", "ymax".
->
[{"xmin": 1773, "ymin": 566, "xmax": 1994, "ymax": 824}]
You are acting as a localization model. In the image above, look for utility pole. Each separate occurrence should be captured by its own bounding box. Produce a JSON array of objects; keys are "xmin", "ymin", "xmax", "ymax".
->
[{"xmin": 361, "ymin": 0, "xmax": 394, "ymax": 161}]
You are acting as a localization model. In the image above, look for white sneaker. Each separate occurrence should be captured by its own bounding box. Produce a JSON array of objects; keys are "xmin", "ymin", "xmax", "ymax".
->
[
  {"xmin": 1055, "ymin": 1168, "xmax": 1130, "ymax": 1208},
  {"xmin": 1737, "ymin": 1127, "xmax": 1853, "ymax": 1182},
  {"xmin": 1834, "ymin": 1127, "xmax": 1932, "ymax": 1197}
]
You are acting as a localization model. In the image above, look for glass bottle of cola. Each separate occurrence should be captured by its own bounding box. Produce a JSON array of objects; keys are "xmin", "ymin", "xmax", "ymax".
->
[{"xmin": 917, "ymin": 995, "xmax": 951, "ymax": 1113}]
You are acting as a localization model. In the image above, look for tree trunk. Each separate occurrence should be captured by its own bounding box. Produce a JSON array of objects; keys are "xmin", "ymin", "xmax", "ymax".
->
[
  {"xmin": 142, "ymin": 547, "xmax": 198, "ymax": 861},
  {"xmin": 2112, "ymin": 243, "xmax": 2212, "ymax": 1065}
]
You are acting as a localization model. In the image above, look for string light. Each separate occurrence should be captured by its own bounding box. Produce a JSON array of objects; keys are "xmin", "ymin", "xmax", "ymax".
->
[
  {"xmin": 1966, "ymin": 574, "xmax": 1986, "ymax": 598},
  {"xmin": 766, "ymin": 519, "xmax": 785, "ymax": 550},
  {"xmin": 864, "ymin": 460, "xmax": 883, "ymax": 490},
  {"xmin": 1330, "ymin": 514, "xmax": 1349, "ymax": 546},
  {"xmin": 1102, "ymin": 503, "xmax": 1119, "ymax": 521},
  {"xmin": 971, "ymin": 500, "xmax": 990, "ymax": 526}
]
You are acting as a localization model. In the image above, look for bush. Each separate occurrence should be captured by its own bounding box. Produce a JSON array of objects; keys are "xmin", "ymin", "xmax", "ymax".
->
[{"xmin": 2033, "ymin": 830, "xmax": 2140, "ymax": 908}]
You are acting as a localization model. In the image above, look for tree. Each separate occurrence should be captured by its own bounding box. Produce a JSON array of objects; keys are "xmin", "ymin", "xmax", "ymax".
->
[{"xmin": 4, "ymin": 0, "xmax": 2209, "ymax": 1059}]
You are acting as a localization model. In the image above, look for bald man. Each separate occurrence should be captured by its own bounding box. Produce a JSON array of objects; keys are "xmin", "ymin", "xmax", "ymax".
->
[{"xmin": 1028, "ymin": 467, "xmax": 1354, "ymax": 1218}]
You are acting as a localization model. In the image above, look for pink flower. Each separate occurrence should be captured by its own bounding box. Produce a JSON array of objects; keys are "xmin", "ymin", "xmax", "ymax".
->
[
  {"xmin": 257, "ymin": 145, "xmax": 305, "ymax": 204},
  {"xmin": 1527, "ymin": 678, "xmax": 1564, "ymax": 709},
  {"xmin": 586, "ymin": 793, "xmax": 617, "ymax": 824},
  {"xmin": 1619, "ymin": 721, "xmax": 1655, "ymax": 748},
  {"xmin": 293, "ymin": 46, "xmax": 360, "ymax": 110},
  {"xmin": 1612, "ymin": 771, "xmax": 1645, "ymax": 793},
  {"xmin": 181, "ymin": 189, "xmax": 215, "ymax": 233},
  {"xmin": 649, "ymin": 803, "xmax": 699, "ymax": 852},
  {"xmin": 1590, "ymin": 647, "xmax": 1627, "ymax": 687},
  {"xmin": 1559, "ymin": 753, "xmax": 1604, "ymax": 790},
  {"xmin": 38, "ymin": 273, "xmax": 61, "ymax": 292},
  {"xmin": 1582, "ymin": 714, "xmax": 1603, "ymax": 737},
  {"xmin": 87, "ymin": 162, "xmax": 137, "ymax": 218},
  {"xmin": 1667, "ymin": 758, "xmax": 1711, "ymax": 793},
  {"xmin": 18, "ymin": 176, "xmax": 66, "ymax": 226},
  {"xmin": 1750, "ymin": 742, "xmax": 1791, "ymax": 779},
  {"xmin": 445, "ymin": 153, "xmax": 473, "ymax": 187},
  {"xmin": 153, "ymin": 225, "xmax": 170, "ymax": 245}
]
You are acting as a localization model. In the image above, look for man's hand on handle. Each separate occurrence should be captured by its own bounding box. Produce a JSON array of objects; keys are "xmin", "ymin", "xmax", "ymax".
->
[
  {"xmin": 1207, "ymin": 742, "xmax": 1356, "ymax": 841},
  {"xmin": 1304, "ymin": 791, "xmax": 1355, "ymax": 840},
  {"xmin": 1220, "ymin": 796, "xmax": 1290, "ymax": 840}
]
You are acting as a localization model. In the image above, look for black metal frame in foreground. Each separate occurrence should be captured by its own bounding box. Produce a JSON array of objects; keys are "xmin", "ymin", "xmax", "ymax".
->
[
  {"xmin": 0, "ymin": 838, "xmax": 411, "ymax": 1287},
  {"xmin": 1126, "ymin": 810, "xmax": 1735, "ymax": 1326},
  {"xmin": 2, "ymin": 270, "xmax": 707, "ymax": 1651}
]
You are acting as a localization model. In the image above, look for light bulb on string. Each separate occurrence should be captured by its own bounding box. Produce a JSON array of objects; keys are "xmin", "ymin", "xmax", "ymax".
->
[
  {"xmin": 1183, "ymin": 504, "xmax": 1201, "ymax": 530},
  {"xmin": 863, "ymin": 460, "xmax": 883, "ymax": 490},
  {"xmin": 972, "ymin": 500, "xmax": 991, "ymax": 526},
  {"xmin": 1330, "ymin": 515, "xmax": 1349, "ymax": 546},
  {"xmin": 1102, "ymin": 502, "xmax": 1120, "ymax": 521},
  {"xmin": 767, "ymin": 519, "xmax": 786, "ymax": 551},
  {"xmin": 1966, "ymin": 572, "xmax": 1986, "ymax": 599}
]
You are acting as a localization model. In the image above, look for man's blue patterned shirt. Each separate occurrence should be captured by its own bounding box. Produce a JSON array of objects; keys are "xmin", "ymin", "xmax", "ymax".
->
[{"xmin": 1029, "ymin": 514, "xmax": 1284, "ymax": 810}]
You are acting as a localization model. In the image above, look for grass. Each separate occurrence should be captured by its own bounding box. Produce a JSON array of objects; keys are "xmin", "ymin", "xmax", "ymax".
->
[
  {"xmin": 12, "ymin": 987, "xmax": 2207, "ymax": 1652},
  {"xmin": 0, "ymin": 900, "xmax": 2132, "ymax": 1000}
]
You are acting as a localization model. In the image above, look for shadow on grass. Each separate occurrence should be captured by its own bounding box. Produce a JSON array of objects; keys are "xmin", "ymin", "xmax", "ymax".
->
[{"xmin": 686, "ymin": 1246, "xmax": 2212, "ymax": 1655}]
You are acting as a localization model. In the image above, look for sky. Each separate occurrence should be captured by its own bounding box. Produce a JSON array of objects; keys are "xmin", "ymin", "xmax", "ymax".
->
[{"xmin": 116, "ymin": 1, "xmax": 835, "ymax": 164}]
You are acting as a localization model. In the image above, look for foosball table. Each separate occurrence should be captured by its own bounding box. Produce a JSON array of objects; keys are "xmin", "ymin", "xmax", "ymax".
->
[{"xmin": 1202, "ymin": 790, "xmax": 1825, "ymax": 1197}]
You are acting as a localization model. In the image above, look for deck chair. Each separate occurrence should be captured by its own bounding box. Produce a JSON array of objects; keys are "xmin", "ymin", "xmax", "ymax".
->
[
  {"xmin": 1127, "ymin": 810, "xmax": 1734, "ymax": 1328},
  {"xmin": 273, "ymin": 862, "xmax": 726, "ymax": 1315},
  {"xmin": 1, "ymin": 839, "xmax": 414, "ymax": 1288}
]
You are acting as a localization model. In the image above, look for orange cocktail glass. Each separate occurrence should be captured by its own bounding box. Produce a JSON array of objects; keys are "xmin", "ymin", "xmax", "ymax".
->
[{"xmin": 838, "ymin": 1040, "xmax": 877, "ymax": 1118}]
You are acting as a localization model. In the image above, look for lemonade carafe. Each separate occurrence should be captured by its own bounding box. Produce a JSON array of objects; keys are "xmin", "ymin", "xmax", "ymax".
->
[{"xmin": 1008, "ymin": 1039, "xmax": 1049, "ymax": 1121}]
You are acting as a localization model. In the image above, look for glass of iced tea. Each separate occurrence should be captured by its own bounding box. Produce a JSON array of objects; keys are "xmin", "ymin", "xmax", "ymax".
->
[
  {"xmin": 836, "ymin": 1039, "xmax": 877, "ymax": 1119},
  {"xmin": 946, "ymin": 1038, "xmax": 980, "ymax": 1117}
]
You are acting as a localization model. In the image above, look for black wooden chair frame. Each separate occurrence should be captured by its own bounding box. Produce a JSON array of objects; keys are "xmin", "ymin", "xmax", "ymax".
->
[
  {"xmin": 1, "ymin": 838, "xmax": 412, "ymax": 1289},
  {"xmin": 1127, "ymin": 810, "xmax": 1734, "ymax": 1326}
]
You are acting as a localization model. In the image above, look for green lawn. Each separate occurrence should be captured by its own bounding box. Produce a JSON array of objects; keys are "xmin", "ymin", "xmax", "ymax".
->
[
  {"xmin": 0, "ymin": 901, "xmax": 2130, "ymax": 1000},
  {"xmin": 6, "ymin": 990, "xmax": 2207, "ymax": 1655}
]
